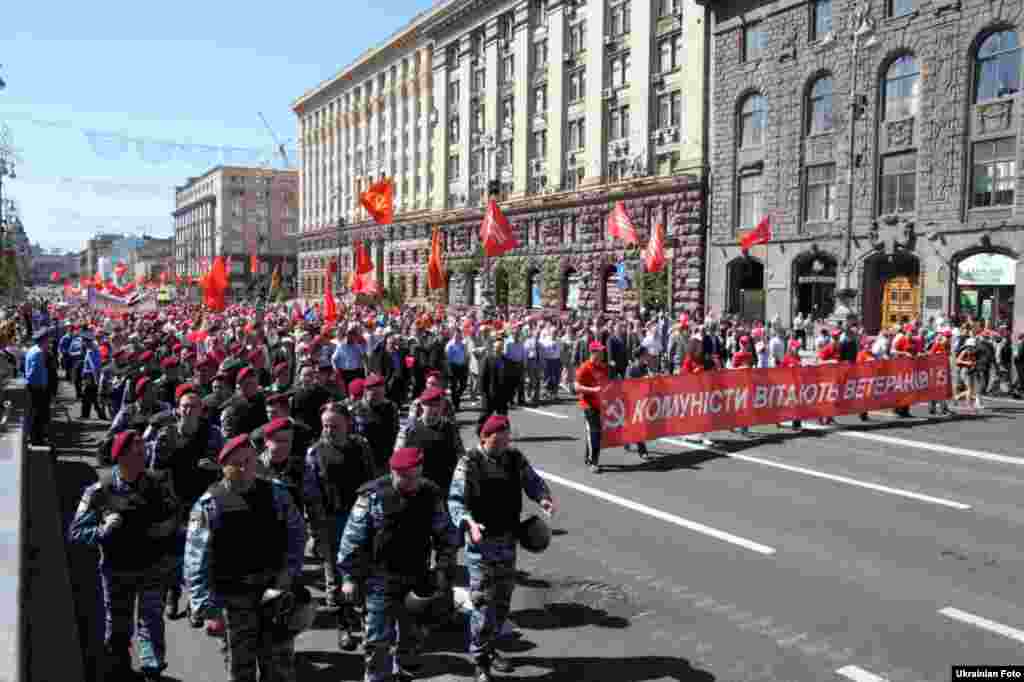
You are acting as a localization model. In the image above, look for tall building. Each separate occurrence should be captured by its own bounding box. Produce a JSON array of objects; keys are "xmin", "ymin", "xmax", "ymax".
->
[
  {"xmin": 173, "ymin": 166, "xmax": 299, "ymax": 298},
  {"xmin": 29, "ymin": 247, "xmax": 79, "ymax": 286},
  {"xmin": 133, "ymin": 236, "xmax": 174, "ymax": 283},
  {"xmin": 292, "ymin": 0, "xmax": 710, "ymax": 315},
  {"xmin": 704, "ymin": 0, "xmax": 1023, "ymax": 334},
  {"xmin": 80, "ymin": 233, "xmax": 123, "ymax": 279}
]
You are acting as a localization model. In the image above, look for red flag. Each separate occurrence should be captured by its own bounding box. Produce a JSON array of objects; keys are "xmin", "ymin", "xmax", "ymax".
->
[
  {"xmin": 354, "ymin": 240, "xmax": 374, "ymax": 275},
  {"xmin": 643, "ymin": 222, "xmax": 666, "ymax": 273},
  {"xmin": 428, "ymin": 227, "xmax": 446, "ymax": 290},
  {"xmin": 739, "ymin": 215, "xmax": 772, "ymax": 253},
  {"xmin": 607, "ymin": 201, "xmax": 639, "ymax": 245},
  {"xmin": 479, "ymin": 199, "xmax": 519, "ymax": 257},
  {"xmin": 352, "ymin": 272, "xmax": 382, "ymax": 297},
  {"xmin": 250, "ymin": 254, "xmax": 259, "ymax": 274},
  {"xmin": 50, "ymin": 271, "xmax": 60, "ymax": 283},
  {"xmin": 94, "ymin": 272, "xmax": 104, "ymax": 288},
  {"xmin": 360, "ymin": 177, "xmax": 394, "ymax": 225},
  {"xmin": 204, "ymin": 256, "xmax": 229, "ymax": 312},
  {"xmin": 63, "ymin": 280, "xmax": 71, "ymax": 296},
  {"xmin": 324, "ymin": 258, "xmax": 338, "ymax": 323}
]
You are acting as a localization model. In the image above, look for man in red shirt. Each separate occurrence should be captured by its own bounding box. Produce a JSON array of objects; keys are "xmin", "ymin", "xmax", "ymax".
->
[{"xmin": 575, "ymin": 341, "xmax": 610, "ymax": 474}]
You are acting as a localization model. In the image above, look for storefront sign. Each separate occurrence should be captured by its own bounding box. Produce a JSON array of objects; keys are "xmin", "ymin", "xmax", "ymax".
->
[
  {"xmin": 599, "ymin": 356, "xmax": 951, "ymax": 447},
  {"xmin": 957, "ymin": 253, "xmax": 1016, "ymax": 286}
]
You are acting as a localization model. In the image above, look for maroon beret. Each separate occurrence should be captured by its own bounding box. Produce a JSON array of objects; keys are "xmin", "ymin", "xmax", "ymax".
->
[
  {"xmin": 135, "ymin": 376, "xmax": 152, "ymax": 394},
  {"xmin": 419, "ymin": 386, "xmax": 445, "ymax": 404},
  {"xmin": 426, "ymin": 369, "xmax": 442, "ymax": 379},
  {"xmin": 348, "ymin": 379, "xmax": 366, "ymax": 399},
  {"xmin": 175, "ymin": 383, "xmax": 196, "ymax": 402},
  {"xmin": 480, "ymin": 415, "xmax": 511, "ymax": 437},
  {"xmin": 139, "ymin": 351, "xmax": 155, "ymax": 362},
  {"xmin": 272, "ymin": 361, "xmax": 289, "ymax": 375},
  {"xmin": 262, "ymin": 417, "xmax": 293, "ymax": 439},
  {"xmin": 217, "ymin": 433, "xmax": 254, "ymax": 464},
  {"xmin": 236, "ymin": 367, "xmax": 254, "ymax": 383},
  {"xmin": 364, "ymin": 373, "xmax": 385, "ymax": 388},
  {"xmin": 160, "ymin": 356, "xmax": 179, "ymax": 369},
  {"xmin": 389, "ymin": 447, "xmax": 424, "ymax": 472},
  {"xmin": 111, "ymin": 431, "xmax": 139, "ymax": 462},
  {"xmin": 265, "ymin": 392, "xmax": 290, "ymax": 406}
]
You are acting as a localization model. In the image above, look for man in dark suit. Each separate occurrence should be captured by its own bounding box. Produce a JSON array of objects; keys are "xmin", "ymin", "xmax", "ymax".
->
[
  {"xmin": 368, "ymin": 333, "xmax": 410, "ymax": 406},
  {"xmin": 702, "ymin": 322, "xmax": 724, "ymax": 370},
  {"xmin": 606, "ymin": 322, "xmax": 630, "ymax": 380},
  {"xmin": 477, "ymin": 337, "xmax": 511, "ymax": 432}
]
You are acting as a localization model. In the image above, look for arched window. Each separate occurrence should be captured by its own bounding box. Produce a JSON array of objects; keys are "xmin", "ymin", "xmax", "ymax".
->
[
  {"xmin": 975, "ymin": 30, "xmax": 1020, "ymax": 103},
  {"xmin": 739, "ymin": 94, "xmax": 767, "ymax": 147},
  {"xmin": 882, "ymin": 55, "xmax": 920, "ymax": 120},
  {"xmin": 807, "ymin": 76, "xmax": 834, "ymax": 135}
]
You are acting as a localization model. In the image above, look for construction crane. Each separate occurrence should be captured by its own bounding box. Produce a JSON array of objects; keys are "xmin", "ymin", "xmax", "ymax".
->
[{"xmin": 250, "ymin": 113, "xmax": 296, "ymax": 302}]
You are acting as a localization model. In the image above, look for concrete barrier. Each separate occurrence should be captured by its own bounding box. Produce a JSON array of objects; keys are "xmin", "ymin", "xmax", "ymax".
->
[{"xmin": 0, "ymin": 379, "xmax": 85, "ymax": 682}]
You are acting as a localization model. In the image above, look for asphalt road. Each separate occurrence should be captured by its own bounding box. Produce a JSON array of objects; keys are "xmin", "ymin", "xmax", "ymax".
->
[{"xmin": 56, "ymin": 391, "xmax": 1024, "ymax": 682}]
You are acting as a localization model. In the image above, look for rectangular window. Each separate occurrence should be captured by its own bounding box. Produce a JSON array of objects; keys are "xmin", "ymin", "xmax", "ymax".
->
[
  {"xmin": 805, "ymin": 164, "xmax": 837, "ymax": 221},
  {"xmin": 889, "ymin": 0, "xmax": 913, "ymax": 17},
  {"xmin": 448, "ymin": 81, "xmax": 460, "ymax": 104},
  {"xmin": 502, "ymin": 97, "xmax": 515, "ymax": 128},
  {"xmin": 534, "ymin": 86, "xmax": 547, "ymax": 113},
  {"xmin": 534, "ymin": 40, "xmax": 549, "ymax": 67},
  {"xmin": 449, "ymin": 153, "xmax": 461, "ymax": 179},
  {"xmin": 608, "ymin": 105, "xmax": 630, "ymax": 140},
  {"xmin": 657, "ymin": 91, "xmax": 682, "ymax": 129},
  {"xmin": 812, "ymin": 0, "xmax": 833, "ymax": 40},
  {"xmin": 972, "ymin": 138, "xmax": 1017, "ymax": 208},
  {"xmin": 502, "ymin": 55, "xmax": 514, "ymax": 82},
  {"xmin": 609, "ymin": 1, "xmax": 631, "ymax": 36},
  {"xmin": 880, "ymin": 152, "xmax": 917, "ymax": 214},
  {"xmin": 535, "ymin": 0, "xmax": 548, "ymax": 26},
  {"xmin": 658, "ymin": 33, "xmax": 682, "ymax": 72},
  {"xmin": 737, "ymin": 173, "xmax": 763, "ymax": 228},
  {"xmin": 473, "ymin": 69, "xmax": 486, "ymax": 92},
  {"xmin": 472, "ymin": 102, "xmax": 484, "ymax": 133},
  {"xmin": 501, "ymin": 140, "xmax": 513, "ymax": 167},
  {"xmin": 659, "ymin": 0, "xmax": 681, "ymax": 16},
  {"xmin": 534, "ymin": 130, "xmax": 547, "ymax": 157},
  {"xmin": 568, "ymin": 119, "xmax": 585, "ymax": 150},
  {"xmin": 608, "ymin": 54, "xmax": 630, "ymax": 88},
  {"xmin": 566, "ymin": 167, "xmax": 585, "ymax": 190},
  {"xmin": 569, "ymin": 22, "xmax": 587, "ymax": 53},
  {"xmin": 743, "ymin": 24, "xmax": 768, "ymax": 62},
  {"xmin": 568, "ymin": 69, "xmax": 586, "ymax": 101}
]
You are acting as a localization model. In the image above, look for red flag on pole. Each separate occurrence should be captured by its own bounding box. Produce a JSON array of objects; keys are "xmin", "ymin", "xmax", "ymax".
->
[
  {"xmin": 354, "ymin": 240, "xmax": 374, "ymax": 275},
  {"xmin": 360, "ymin": 178, "xmax": 394, "ymax": 225},
  {"xmin": 739, "ymin": 215, "xmax": 772, "ymax": 253},
  {"xmin": 428, "ymin": 227, "xmax": 446, "ymax": 290},
  {"xmin": 643, "ymin": 222, "xmax": 666, "ymax": 273},
  {"xmin": 479, "ymin": 199, "xmax": 519, "ymax": 257},
  {"xmin": 324, "ymin": 259, "xmax": 338, "ymax": 323},
  {"xmin": 607, "ymin": 201, "xmax": 639, "ymax": 245},
  {"xmin": 250, "ymin": 254, "xmax": 259, "ymax": 274}
]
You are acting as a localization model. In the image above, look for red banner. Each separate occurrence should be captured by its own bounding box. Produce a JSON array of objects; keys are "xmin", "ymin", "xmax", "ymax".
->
[{"xmin": 600, "ymin": 356, "xmax": 952, "ymax": 448}]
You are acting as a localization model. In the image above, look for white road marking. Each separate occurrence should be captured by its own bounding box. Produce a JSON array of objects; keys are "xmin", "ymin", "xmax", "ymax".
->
[
  {"xmin": 534, "ymin": 468, "xmax": 777, "ymax": 555},
  {"xmin": 982, "ymin": 395, "xmax": 1024, "ymax": 405},
  {"xmin": 836, "ymin": 664, "xmax": 890, "ymax": 682},
  {"xmin": 522, "ymin": 407, "xmax": 571, "ymax": 420},
  {"xmin": 661, "ymin": 438, "xmax": 970, "ymax": 510},
  {"xmin": 817, "ymin": 427, "xmax": 1024, "ymax": 467},
  {"xmin": 939, "ymin": 606, "xmax": 1024, "ymax": 645}
]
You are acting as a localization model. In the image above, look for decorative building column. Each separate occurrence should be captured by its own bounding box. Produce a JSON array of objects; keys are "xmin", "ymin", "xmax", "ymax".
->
[
  {"xmin": 629, "ymin": 0, "xmax": 653, "ymax": 176},
  {"xmin": 431, "ymin": 44, "xmax": 449, "ymax": 211},
  {"xmin": 512, "ymin": 1, "xmax": 534, "ymax": 199},
  {"xmin": 547, "ymin": 2, "xmax": 566, "ymax": 191},
  {"xmin": 459, "ymin": 34, "xmax": 474, "ymax": 195},
  {"xmin": 582, "ymin": 0, "xmax": 608, "ymax": 187}
]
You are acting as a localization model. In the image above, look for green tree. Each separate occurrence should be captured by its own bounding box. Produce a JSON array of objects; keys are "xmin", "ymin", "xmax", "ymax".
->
[{"xmin": 637, "ymin": 267, "xmax": 668, "ymax": 311}]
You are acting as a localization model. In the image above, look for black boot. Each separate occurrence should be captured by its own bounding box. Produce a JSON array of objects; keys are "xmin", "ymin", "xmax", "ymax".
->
[
  {"xmin": 475, "ymin": 663, "xmax": 493, "ymax": 682},
  {"xmin": 164, "ymin": 588, "xmax": 180, "ymax": 619}
]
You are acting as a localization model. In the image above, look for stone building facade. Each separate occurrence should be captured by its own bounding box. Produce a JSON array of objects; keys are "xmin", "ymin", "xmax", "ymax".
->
[
  {"xmin": 293, "ymin": 0, "xmax": 709, "ymax": 314},
  {"xmin": 705, "ymin": 0, "xmax": 1024, "ymax": 334}
]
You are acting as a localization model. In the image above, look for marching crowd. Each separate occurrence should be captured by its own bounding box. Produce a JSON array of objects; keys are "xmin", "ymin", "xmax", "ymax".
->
[{"xmin": 1, "ymin": 295, "xmax": 1022, "ymax": 682}]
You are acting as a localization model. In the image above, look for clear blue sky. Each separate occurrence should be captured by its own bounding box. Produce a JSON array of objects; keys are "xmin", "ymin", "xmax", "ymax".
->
[{"xmin": 0, "ymin": 0, "xmax": 436, "ymax": 252}]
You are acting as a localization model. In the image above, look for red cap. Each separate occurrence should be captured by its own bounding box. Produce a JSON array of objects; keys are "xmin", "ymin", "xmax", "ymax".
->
[
  {"xmin": 236, "ymin": 367, "xmax": 254, "ymax": 384},
  {"xmin": 480, "ymin": 415, "xmax": 511, "ymax": 437},
  {"xmin": 135, "ymin": 376, "xmax": 151, "ymax": 395},
  {"xmin": 139, "ymin": 351, "xmax": 154, "ymax": 362},
  {"xmin": 262, "ymin": 417, "xmax": 293, "ymax": 439},
  {"xmin": 831, "ymin": 329, "xmax": 841, "ymax": 338},
  {"xmin": 426, "ymin": 369, "xmax": 442, "ymax": 379},
  {"xmin": 175, "ymin": 383, "xmax": 196, "ymax": 402},
  {"xmin": 217, "ymin": 433, "xmax": 254, "ymax": 464},
  {"xmin": 364, "ymin": 373, "xmax": 385, "ymax": 388},
  {"xmin": 389, "ymin": 447, "xmax": 424, "ymax": 472},
  {"xmin": 348, "ymin": 379, "xmax": 366, "ymax": 399},
  {"xmin": 161, "ymin": 356, "xmax": 179, "ymax": 369},
  {"xmin": 173, "ymin": 343, "xmax": 183, "ymax": 353},
  {"xmin": 589, "ymin": 341, "xmax": 606, "ymax": 352},
  {"xmin": 111, "ymin": 431, "xmax": 139, "ymax": 462},
  {"xmin": 419, "ymin": 386, "xmax": 445, "ymax": 403}
]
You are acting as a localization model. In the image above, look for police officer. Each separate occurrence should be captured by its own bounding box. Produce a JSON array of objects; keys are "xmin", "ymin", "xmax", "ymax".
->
[
  {"xmin": 68, "ymin": 430, "xmax": 180, "ymax": 681},
  {"xmin": 184, "ymin": 434, "xmax": 306, "ymax": 682},
  {"xmin": 395, "ymin": 386, "xmax": 465, "ymax": 496},
  {"xmin": 303, "ymin": 402, "xmax": 375, "ymax": 649},
  {"xmin": 220, "ymin": 367, "xmax": 269, "ymax": 439},
  {"xmin": 108, "ymin": 376, "xmax": 172, "ymax": 437},
  {"xmin": 252, "ymin": 417, "xmax": 305, "ymax": 513},
  {"xmin": 351, "ymin": 373, "xmax": 400, "ymax": 476},
  {"xmin": 449, "ymin": 415, "xmax": 556, "ymax": 682},
  {"xmin": 338, "ymin": 447, "xmax": 459, "ymax": 682},
  {"xmin": 147, "ymin": 384, "xmax": 224, "ymax": 618}
]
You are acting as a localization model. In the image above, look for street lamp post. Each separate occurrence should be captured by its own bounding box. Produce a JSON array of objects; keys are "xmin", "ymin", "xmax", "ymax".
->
[
  {"xmin": 0, "ymin": 153, "xmax": 18, "ymax": 305},
  {"xmin": 835, "ymin": 8, "xmax": 877, "ymax": 322},
  {"xmin": 479, "ymin": 132, "xmax": 498, "ymax": 315}
]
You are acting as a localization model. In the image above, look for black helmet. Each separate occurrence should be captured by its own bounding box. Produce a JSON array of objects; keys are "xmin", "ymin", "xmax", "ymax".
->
[{"xmin": 518, "ymin": 514, "xmax": 551, "ymax": 553}]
